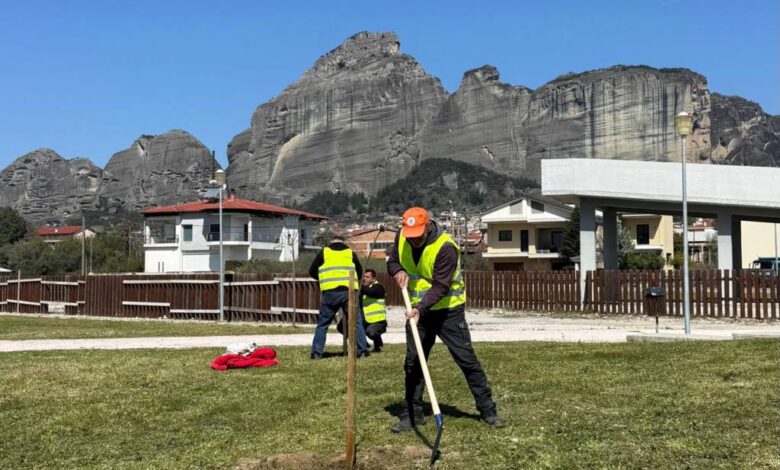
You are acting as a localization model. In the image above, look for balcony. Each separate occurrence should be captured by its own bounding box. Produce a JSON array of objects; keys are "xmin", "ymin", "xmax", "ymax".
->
[
  {"xmin": 145, "ymin": 235, "xmax": 179, "ymax": 245},
  {"xmin": 207, "ymin": 232, "xmax": 249, "ymax": 243}
]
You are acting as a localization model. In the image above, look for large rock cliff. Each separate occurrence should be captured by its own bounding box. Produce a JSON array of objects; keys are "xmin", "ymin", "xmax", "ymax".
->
[
  {"xmin": 227, "ymin": 32, "xmax": 448, "ymax": 200},
  {"xmin": 0, "ymin": 130, "xmax": 219, "ymax": 224},
  {"xmin": 100, "ymin": 130, "xmax": 218, "ymax": 214},
  {"xmin": 0, "ymin": 149, "xmax": 103, "ymax": 223},
  {"xmin": 229, "ymin": 33, "xmax": 779, "ymax": 200}
]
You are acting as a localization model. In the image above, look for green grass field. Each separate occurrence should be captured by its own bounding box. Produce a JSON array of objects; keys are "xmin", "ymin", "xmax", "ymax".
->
[
  {"xmin": 0, "ymin": 340, "xmax": 777, "ymax": 469},
  {"xmin": 0, "ymin": 315, "xmax": 306, "ymax": 340}
]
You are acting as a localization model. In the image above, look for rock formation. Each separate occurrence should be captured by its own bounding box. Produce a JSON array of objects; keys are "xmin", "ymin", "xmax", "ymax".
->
[
  {"xmin": 227, "ymin": 32, "xmax": 448, "ymax": 201},
  {"xmin": 3, "ymin": 31, "xmax": 778, "ymax": 224},
  {"xmin": 0, "ymin": 130, "xmax": 219, "ymax": 224},
  {"xmin": 0, "ymin": 149, "xmax": 103, "ymax": 223},
  {"xmin": 708, "ymin": 93, "xmax": 779, "ymax": 166},
  {"xmin": 228, "ymin": 33, "xmax": 779, "ymax": 200},
  {"xmin": 100, "ymin": 130, "xmax": 218, "ymax": 214}
]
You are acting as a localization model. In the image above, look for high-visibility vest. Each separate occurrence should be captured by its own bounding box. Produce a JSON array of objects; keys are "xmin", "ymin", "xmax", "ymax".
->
[
  {"xmin": 362, "ymin": 281, "xmax": 387, "ymax": 323},
  {"xmin": 318, "ymin": 247, "xmax": 358, "ymax": 291},
  {"xmin": 398, "ymin": 232, "xmax": 466, "ymax": 310}
]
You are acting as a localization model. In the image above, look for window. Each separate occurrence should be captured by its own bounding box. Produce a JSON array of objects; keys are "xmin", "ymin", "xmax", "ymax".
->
[
  {"xmin": 498, "ymin": 230, "xmax": 512, "ymax": 242},
  {"xmin": 243, "ymin": 224, "xmax": 249, "ymax": 242},
  {"xmin": 637, "ymin": 224, "xmax": 650, "ymax": 245},
  {"xmin": 530, "ymin": 201, "xmax": 545, "ymax": 213},
  {"xmin": 209, "ymin": 224, "xmax": 220, "ymax": 241},
  {"xmin": 551, "ymin": 230, "xmax": 564, "ymax": 251},
  {"xmin": 520, "ymin": 230, "xmax": 529, "ymax": 252},
  {"xmin": 182, "ymin": 225, "xmax": 193, "ymax": 242}
]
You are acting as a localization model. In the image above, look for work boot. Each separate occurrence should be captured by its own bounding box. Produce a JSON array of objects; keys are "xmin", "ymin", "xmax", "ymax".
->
[
  {"xmin": 481, "ymin": 410, "xmax": 504, "ymax": 428},
  {"xmin": 357, "ymin": 350, "xmax": 370, "ymax": 358},
  {"xmin": 373, "ymin": 337, "xmax": 383, "ymax": 353},
  {"xmin": 391, "ymin": 407, "xmax": 426, "ymax": 433},
  {"xmin": 310, "ymin": 352, "xmax": 323, "ymax": 360}
]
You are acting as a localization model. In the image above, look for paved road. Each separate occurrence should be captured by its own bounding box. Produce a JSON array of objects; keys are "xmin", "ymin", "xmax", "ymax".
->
[{"xmin": 1, "ymin": 309, "xmax": 778, "ymax": 352}]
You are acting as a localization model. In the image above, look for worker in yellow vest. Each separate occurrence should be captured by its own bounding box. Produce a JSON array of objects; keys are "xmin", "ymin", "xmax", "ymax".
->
[
  {"xmin": 387, "ymin": 207, "xmax": 502, "ymax": 432},
  {"xmin": 338, "ymin": 268, "xmax": 387, "ymax": 352},
  {"xmin": 309, "ymin": 234, "xmax": 370, "ymax": 359}
]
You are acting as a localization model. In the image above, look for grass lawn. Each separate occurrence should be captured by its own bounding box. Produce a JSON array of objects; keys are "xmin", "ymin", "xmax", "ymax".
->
[
  {"xmin": 0, "ymin": 315, "xmax": 307, "ymax": 340},
  {"xmin": 0, "ymin": 341, "xmax": 778, "ymax": 469}
]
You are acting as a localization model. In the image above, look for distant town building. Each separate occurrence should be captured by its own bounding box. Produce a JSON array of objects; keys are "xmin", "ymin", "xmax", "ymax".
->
[
  {"xmin": 141, "ymin": 194, "xmax": 328, "ymax": 273},
  {"xmin": 481, "ymin": 195, "xmax": 573, "ymax": 271},
  {"xmin": 36, "ymin": 226, "xmax": 95, "ymax": 244},
  {"xmin": 621, "ymin": 214, "xmax": 675, "ymax": 268},
  {"xmin": 347, "ymin": 226, "xmax": 398, "ymax": 260}
]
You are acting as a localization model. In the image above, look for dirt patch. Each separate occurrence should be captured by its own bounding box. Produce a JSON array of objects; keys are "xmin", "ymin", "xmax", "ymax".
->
[{"xmin": 236, "ymin": 445, "xmax": 432, "ymax": 470}]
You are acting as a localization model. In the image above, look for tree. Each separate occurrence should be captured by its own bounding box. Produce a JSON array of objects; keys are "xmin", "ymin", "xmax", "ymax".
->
[
  {"xmin": 617, "ymin": 221, "xmax": 633, "ymax": 269},
  {"xmin": 560, "ymin": 206, "xmax": 580, "ymax": 263},
  {"xmin": 0, "ymin": 207, "xmax": 27, "ymax": 246}
]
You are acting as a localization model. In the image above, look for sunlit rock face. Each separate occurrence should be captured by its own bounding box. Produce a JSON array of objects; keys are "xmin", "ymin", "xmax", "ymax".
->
[
  {"xmin": 100, "ymin": 130, "xmax": 219, "ymax": 214},
  {"xmin": 227, "ymin": 32, "xmax": 448, "ymax": 202},
  {"xmin": 0, "ymin": 130, "xmax": 219, "ymax": 224},
  {"xmin": 0, "ymin": 148, "xmax": 103, "ymax": 224},
  {"xmin": 229, "ymin": 33, "xmax": 778, "ymax": 201}
]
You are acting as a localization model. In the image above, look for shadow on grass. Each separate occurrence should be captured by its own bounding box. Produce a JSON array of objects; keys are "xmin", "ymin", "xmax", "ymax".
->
[{"xmin": 383, "ymin": 401, "xmax": 481, "ymax": 421}]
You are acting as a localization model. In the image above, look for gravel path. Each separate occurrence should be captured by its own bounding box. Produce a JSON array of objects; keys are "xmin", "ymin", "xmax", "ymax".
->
[{"xmin": 1, "ymin": 308, "xmax": 779, "ymax": 352}]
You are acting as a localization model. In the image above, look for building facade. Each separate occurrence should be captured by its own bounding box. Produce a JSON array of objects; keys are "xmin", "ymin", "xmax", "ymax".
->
[
  {"xmin": 142, "ymin": 195, "xmax": 327, "ymax": 273},
  {"xmin": 622, "ymin": 214, "xmax": 675, "ymax": 267},
  {"xmin": 347, "ymin": 227, "xmax": 398, "ymax": 261},
  {"xmin": 481, "ymin": 195, "xmax": 573, "ymax": 271},
  {"xmin": 36, "ymin": 226, "xmax": 95, "ymax": 244}
]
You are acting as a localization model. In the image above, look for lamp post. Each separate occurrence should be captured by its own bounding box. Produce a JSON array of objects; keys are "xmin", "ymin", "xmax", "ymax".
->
[
  {"xmin": 214, "ymin": 169, "xmax": 226, "ymax": 322},
  {"xmin": 675, "ymin": 112, "xmax": 693, "ymax": 335}
]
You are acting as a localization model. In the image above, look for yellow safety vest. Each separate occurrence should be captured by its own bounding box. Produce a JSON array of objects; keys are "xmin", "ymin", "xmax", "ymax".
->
[
  {"xmin": 398, "ymin": 232, "xmax": 466, "ymax": 310},
  {"xmin": 362, "ymin": 281, "xmax": 387, "ymax": 323},
  {"xmin": 318, "ymin": 247, "xmax": 358, "ymax": 291}
]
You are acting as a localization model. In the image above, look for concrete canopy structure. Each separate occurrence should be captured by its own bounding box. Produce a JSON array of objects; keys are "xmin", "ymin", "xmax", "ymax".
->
[{"xmin": 542, "ymin": 159, "xmax": 780, "ymax": 300}]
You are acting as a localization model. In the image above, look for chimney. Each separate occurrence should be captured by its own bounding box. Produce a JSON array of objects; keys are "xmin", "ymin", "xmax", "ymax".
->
[{"xmin": 229, "ymin": 189, "xmax": 236, "ymax": 201}]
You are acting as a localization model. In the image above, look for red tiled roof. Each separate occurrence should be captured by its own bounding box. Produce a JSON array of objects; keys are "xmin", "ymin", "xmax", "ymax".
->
[
  {"xmin": 142, "ymin": 197, "xmax": 329, "ymax": 221},
  {"xmin": 36, "ymin": 226, "xmax": 83, "ymax": 236}
]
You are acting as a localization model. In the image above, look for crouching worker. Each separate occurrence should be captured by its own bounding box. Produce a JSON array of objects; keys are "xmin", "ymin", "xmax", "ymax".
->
[
  {"xmin": 387, "ymin": 207, "xmax": 503, "ymax": 432},
  {"xmin": 309, "ymin": 234, "xmax": 370, "ymax": 360},
  {"xmin": 339, "ymin": 268, "xmax": 387, "ymax": 352}
]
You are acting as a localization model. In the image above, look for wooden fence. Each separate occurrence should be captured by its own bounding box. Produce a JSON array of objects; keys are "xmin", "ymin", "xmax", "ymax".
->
[
  {"xmin": 0, "ymin": 270, "xmax": 777, "ymax": 321},
  {"xmin": 586, "ymin": 269, "xmax": 780, "ymax": 319}
]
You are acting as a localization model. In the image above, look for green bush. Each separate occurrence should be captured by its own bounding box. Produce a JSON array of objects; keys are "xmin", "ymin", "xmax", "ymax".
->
[{"xmin": 625, "ymin": 251, "xmax": 665, "ymax": 270}]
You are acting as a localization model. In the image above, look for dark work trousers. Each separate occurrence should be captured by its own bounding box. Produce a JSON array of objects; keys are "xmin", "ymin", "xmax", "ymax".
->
[
  {"xmin": 404, "ymin": 305, "xmax": 496, "ymax": 417},
  {"xmin": 312, "ymin": 289, "xmax": 369, "ymax": 356},
  {"xmin": 338, "ymin": 317, "xmax": 387, "ymax": 348},
  {"xmin": 365, "ymin": 320, "xmax": 387, "ymax": 348}
]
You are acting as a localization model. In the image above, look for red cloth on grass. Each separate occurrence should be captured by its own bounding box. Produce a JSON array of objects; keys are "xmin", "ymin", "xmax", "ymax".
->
[{"xmin": 211, "ymin": 347, "xmax": 279, "ymax": 370}]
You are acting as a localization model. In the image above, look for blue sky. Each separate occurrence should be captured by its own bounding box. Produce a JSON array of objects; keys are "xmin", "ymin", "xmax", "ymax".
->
[{"xmin": 1, "ymin": 0, "xmax": 777, "ymax": 169}]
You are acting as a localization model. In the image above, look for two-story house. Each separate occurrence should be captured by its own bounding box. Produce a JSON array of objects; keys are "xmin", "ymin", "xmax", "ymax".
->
[
  {"xmin": 481, "ymin": 195, "xmax": 574, "ymax": 271},
  {"xmin": 142, "ymin": 194, "xmax": 328, "ymax": 273},
  {"xmin": 36, "ymin": 226, "xmax": 95, "ymax": 244},
  {"xmin": 621, "ymin": 214, "xmax": 674, "ymax": 267}
]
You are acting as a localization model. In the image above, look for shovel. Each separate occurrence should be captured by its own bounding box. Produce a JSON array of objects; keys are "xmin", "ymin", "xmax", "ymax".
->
[{"xmin": 401, "ymin": 286, "xmax": 443, "ymax": 466}]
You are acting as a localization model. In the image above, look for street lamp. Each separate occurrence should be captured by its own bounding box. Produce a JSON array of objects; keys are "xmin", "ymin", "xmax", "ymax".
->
[
  {"xmin": 675, "ymin": 111, "xmax": 693, "ymax": 335},
  {"xmin": 214, "ymin": 169, "xmax": 227, "ymax": 322}
]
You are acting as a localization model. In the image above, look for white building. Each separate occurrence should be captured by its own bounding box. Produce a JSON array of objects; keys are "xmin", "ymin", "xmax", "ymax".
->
[
  {"xmin": 142, "ymin": 195, "xmax": 328, "ymax": 273},
  {"xmin": 481, "ymin": 195, "xmax": 575, "ymax": 271}
]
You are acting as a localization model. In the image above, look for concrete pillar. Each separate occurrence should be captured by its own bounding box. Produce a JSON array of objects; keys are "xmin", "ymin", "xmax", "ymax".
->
[
  {"xmin": 716, "ymin": 211, "xmax": 733, "ymax": 271},
  {"xmin": 603, "ymin": 208, "xmax": 618, "ymax": 270},
  {"xmin": 579, "ymin": 199, "xmax": 597, "ymax": 305}
]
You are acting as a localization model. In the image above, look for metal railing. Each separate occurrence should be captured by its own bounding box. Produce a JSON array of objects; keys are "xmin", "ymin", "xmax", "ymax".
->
[{"xmin": 145, "ymin": 235, "xmax": 179, "ymax": 244}]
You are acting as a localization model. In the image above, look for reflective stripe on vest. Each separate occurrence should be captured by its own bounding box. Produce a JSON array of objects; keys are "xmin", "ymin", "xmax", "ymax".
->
[
  {"xmin": 362, "ymin": 281, "xmax": 386, "ymax": 323},
  {"xmin": 318, "ymin": 247, "xmax": 358, "ymax": 291},
  {"xmin": 398, "ymin": 232, "xmax": 466, "ymax": 310}
]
